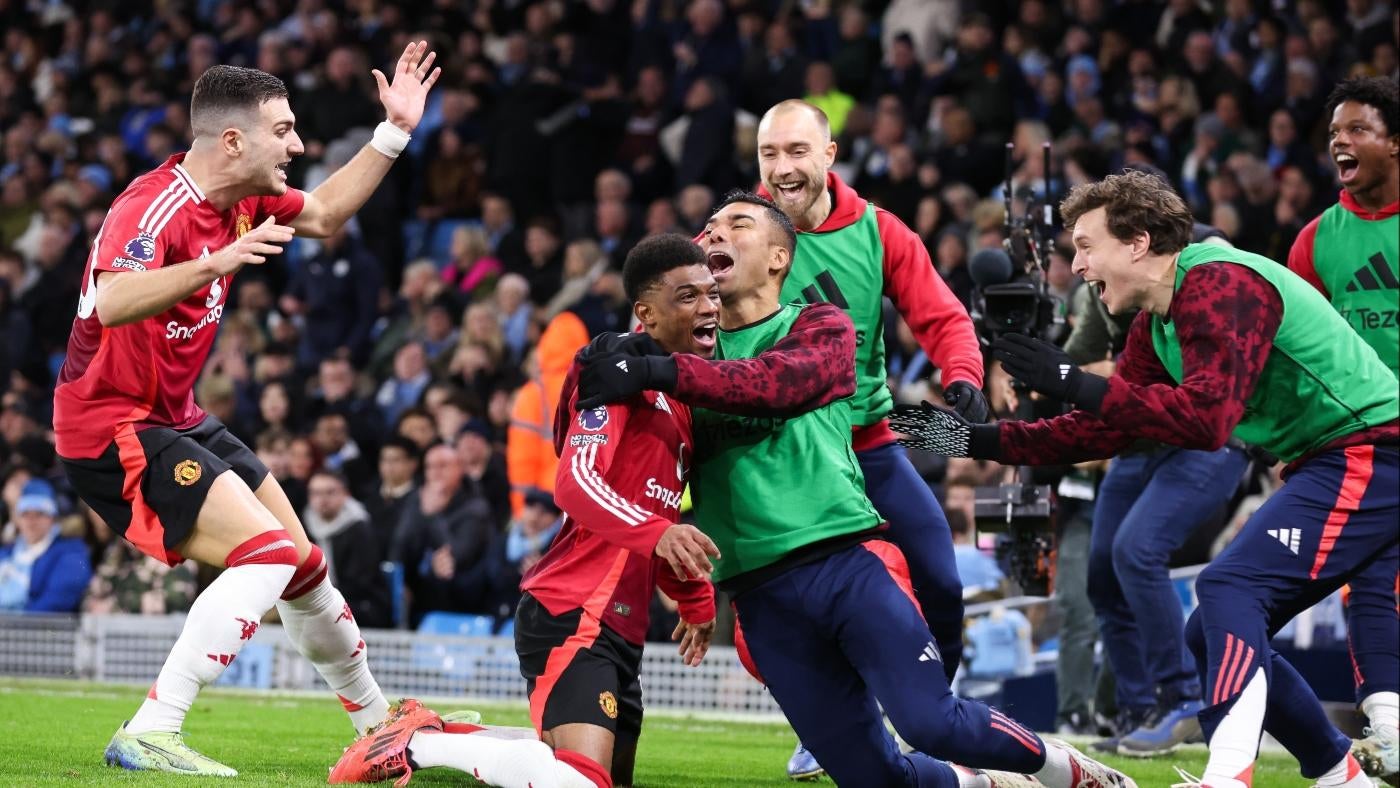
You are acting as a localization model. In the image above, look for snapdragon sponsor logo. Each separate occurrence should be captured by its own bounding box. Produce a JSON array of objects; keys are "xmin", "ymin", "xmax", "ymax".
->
[
  {"xmin": 166, "ymin": 303, "xmax": 224, "ymax": 341},
  {"xmin": 644, "ymin": 478, "xmax": 683, "ymax": 511}
]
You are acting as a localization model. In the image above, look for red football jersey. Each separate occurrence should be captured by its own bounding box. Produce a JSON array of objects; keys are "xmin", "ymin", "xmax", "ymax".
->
[
  {"xmin": 521, "ymin": 362, "xmax": 716, "ymax": 646},
  {"xmin": 54, "ymin": 154, "xmax": 304, "ymax": 458}
]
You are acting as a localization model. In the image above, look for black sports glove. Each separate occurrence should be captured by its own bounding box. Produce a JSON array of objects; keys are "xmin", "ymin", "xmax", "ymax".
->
[
  {"xmin": 576, "ymin": 350, "xmax": 678, "ymax": 410},
  {"xmin": 943, "ymin": 380, "xmax": 990, "ymax": 424},
  {"xmin": 992, "ymin": 333, "xmax": 1108, "ymax": 411},
  {"xmin": 888, "ymin": 401, "xmax": 1000, "ymax": 459},
  {"xmin": 577, "ymin": 332, "xmax": 669, "ymax": 364}
]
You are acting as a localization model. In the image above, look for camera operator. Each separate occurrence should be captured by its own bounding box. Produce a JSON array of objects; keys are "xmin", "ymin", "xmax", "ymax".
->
[{"xmin": 1027, "ymin": 202, "xmax": 1250, "ymax": 756}]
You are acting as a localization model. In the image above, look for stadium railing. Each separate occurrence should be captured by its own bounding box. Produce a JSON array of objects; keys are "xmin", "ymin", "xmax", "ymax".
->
[{"xmin": 0, "ymin": 612, "xmax": 783, "ymax": 719}]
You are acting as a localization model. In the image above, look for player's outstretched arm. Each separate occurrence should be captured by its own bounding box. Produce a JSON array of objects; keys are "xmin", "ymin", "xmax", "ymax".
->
[
  {"xmin": 95, "ymin": 217, "xmax": 294, "ymax": 326},
  {"xmin": 292, "ymin": 41, "xmax": 440, "ymax": 237},
  {"xmin": 574, "ymin": 305, "xmax": 857, "ymax": 413}
]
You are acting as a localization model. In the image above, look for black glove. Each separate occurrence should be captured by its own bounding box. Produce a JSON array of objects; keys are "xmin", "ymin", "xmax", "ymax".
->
[
  {"xmin": 577, "ymin": 350, "xmax": 678, "ymax": 410},
  {"xmin": 888, "ymin": 401, "xmax": 1000, "ymax": 459},
  {"xmin": 943, "ymin": 380, "xmax": 990, "ymax": 424},
  {"xmin": 992, "ymin": 333, "xmax": 1108, "ymax": 411},
  {"xmin": 577, "ymin": 332, "xmax": 669, "ymax": 364}
]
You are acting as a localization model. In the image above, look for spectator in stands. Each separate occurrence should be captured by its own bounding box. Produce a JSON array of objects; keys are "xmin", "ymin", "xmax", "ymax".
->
[
  {"xmin": 440, "ymin": 226, "xmax": 501, "ymax": 304},
  {"xmin": 392, "ymin": 444, "xmax": 496, "ymax": 625},
  {"xmin": 394, "ymin": 407, "xmax": 439, "ymax": 454},
  {"xmin": 946, "ymin": 486, "xmax": 1004, "ymax": 601},
  {"xmin": 376, "ymin": 342, "xmax": 432, "ymax": 429},
  {"xmin": 364, "ymin": 437, "xmax": 420, "ymax": 561},
  {"xmin": 83, "ymin": 503, "xmax": 197, "ymax": 616},
  {"xmin": 485, "ymin": 486, "xmax": 563, "ymax": 617},
  {"xmin": 506, "ymin": 311, "xmax": 587, "ymax": 517},
  {"xmin": 311, "ymin": 411, "xmax": 373, "ymax": 496},
  {"xmin": 800, "ymin": 61, "xmax": 851, "ymax": 137},
  {"xmin": 456, "ymin": 419, "xmax": 510, "ymax": 529},
  {"xmin": 368, "ymin": 261, "xmax": 442, "ymax": 379},
  {"xmin": 510, "ymin": 219, "xmax": 564, "ymax": 307},
  {"xmin": 304, "ymin": 469, "xmax": 391, "ymax": 630},
  {"xmin": 478, "ymin": 192, "xmax": 526, "ymax": 271},
  {"xmin": 0, "ymin": 479, "xmax": 90, "ymax": 613},
  {"xmin": 493, "ymin": 273, "xmax": 533, "ymax": 366},
  {"xmin": 306, "ymin": 356, "xmax": 380, "ymax": 449},
  {"xmin": 282, "ymin": 226, "xmax": 382, "ymax": 369}
]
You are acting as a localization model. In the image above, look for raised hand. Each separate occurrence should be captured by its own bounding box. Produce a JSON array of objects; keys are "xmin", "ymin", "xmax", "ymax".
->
[
  {"xmin": 373, "ymin": 41, "xmax": 441, "ymax": 133},
  {"xmin": 992, "ymin": 333, "xmax": 1108, "ymax": 410},
  {"xmin": 208, "ymin": 216, "xmax": 294, "ymax": 275}
]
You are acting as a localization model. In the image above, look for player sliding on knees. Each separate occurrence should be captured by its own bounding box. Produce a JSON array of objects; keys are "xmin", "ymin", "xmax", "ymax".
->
[
  {"xmin": 328, "ymin": 235, "xmax": 723, "ymax": 788},
  {"xmin": 573, "ymin": 195, "xmax": 1133, "ymax": 788},
  {"xmin": 54, "ymin": 44, "xmax": 440, "ymax": 777}
]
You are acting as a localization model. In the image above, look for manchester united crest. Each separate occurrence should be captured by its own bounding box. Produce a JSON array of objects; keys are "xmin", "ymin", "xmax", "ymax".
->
[
  {"xmin": 235, "ymin": 213, "xmax": 252, "ymax": 237},
  {"xmin": 598, "ymin": 691, "xmax": 618, "ymax": 720},
  {"xmin": 173, "ymin": 459, "xmax": 202, "ymax": 486}
]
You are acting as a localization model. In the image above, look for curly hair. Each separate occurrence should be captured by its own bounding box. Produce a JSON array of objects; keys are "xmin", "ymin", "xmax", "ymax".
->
[
  {"xmin": 622, "ymin": 233, "xmax": 707, "ymax": 303},
  {"xmin": 1326, "ymin": 76, "xmax": 1399, "ymax": 136},
  {"xmin": 1059, "ymin": 170, "xmax": 1194, "ymax": 255}
]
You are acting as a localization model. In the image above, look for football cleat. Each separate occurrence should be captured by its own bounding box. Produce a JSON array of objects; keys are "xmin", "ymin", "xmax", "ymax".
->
[
  {"xmin": 328, "ymin": 699, "xmax": 442, "ymax": 787},
  {"xmin": 103, "ymin": 723, "xmax": 237, "ymax": 777},
  {"xmin": 1352, "ymin": 724, "xmax": 1399, "ymax": 787},
  {"xmin": 954, "ymin": 764, "xmax": 1045, "ymax": 786},
  {"xmin": 1118, "ymin": 698, "xmax": 1204, "ymax": 757},
  {"xmin": 1045, "ymin": 738, "xmax": 1139, "ymax": 788},
  {"xmin": 786, "ymin": 741, "xmax": 824, "ymax": 781}
]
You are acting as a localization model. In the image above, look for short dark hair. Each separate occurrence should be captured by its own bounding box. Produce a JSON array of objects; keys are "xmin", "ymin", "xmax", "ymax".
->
[
  {"xmin": 190, "ymin": 65, "xmax": 289, "ymax": 137},
  {"xmin": 380, "ymin": 435, "xmax": 421, "ymax": 461},
  {"xmin": 1060, "ymin": 170, "xmax": 1194, "ymax": 255},
  {"xmin": 712, "ymin": 189, "xmax": 797, "ymax": 257},
  {"xmin": 1326, "ymin": 76, "xmax": 1399, "ymax": 137},
  {"xmin": 308, "ymin": 467, "xmax": 350, "ymax": 490},
  {"xmin": 623, "ymin": 233, "xmax": 707, "ymax": 302}
]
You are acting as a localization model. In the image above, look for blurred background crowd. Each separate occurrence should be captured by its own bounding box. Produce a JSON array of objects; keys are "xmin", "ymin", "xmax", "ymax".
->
[{"xmin": 0, "ymin": 0, "xmax": 1393, "ymax": 681}]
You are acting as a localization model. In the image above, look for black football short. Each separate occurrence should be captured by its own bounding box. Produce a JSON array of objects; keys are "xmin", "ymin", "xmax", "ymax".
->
[
  {"xmin": 59, "ymin": 415, "xmax": 268, "ymax": 566},
  {"xmin": 515, "ymin": 593, "xmax": 644, "ymax": 741}
]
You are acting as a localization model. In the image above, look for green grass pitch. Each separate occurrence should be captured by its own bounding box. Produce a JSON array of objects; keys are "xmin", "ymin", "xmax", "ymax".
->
[{"xmin": 0, "ymin": 678, "xmax": 1316, "ymax": 786}]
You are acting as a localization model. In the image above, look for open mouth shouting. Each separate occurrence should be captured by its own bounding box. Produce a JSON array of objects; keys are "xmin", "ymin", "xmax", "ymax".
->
[
  {"xmin": 707, "ymin": 249, "xmax": 735, "ymax": 279},
  {"xmin": 771, "ymin": 179, "xmax": 807, "ymax": 203},
  {"xmin": 1333, "ymin": 151, "xmax": 1359, "ymax": 183},
  {"xmin": 1085, "ymin": 278, "xmax": 1107, "ymax": 302},
  {"xmin": 274, "ymin": 161, "xmax": 290, "ymax": 182},
  {"xmin": 691, "ymin": 319, "xmax": 718, "ymax": 355}
]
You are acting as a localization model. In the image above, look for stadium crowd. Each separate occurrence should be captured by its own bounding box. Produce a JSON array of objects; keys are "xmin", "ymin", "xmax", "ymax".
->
[{"xmin": 0, "ymin": 0, "xmax": 1394, "ymax": 739}]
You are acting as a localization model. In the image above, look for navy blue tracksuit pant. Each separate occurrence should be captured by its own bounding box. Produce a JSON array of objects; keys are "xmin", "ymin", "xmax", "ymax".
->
[
  {"xmin": 1185, "ymin": 445, "xmax": 1399, "ymax": 778},
  {"xmin": 735, "ymin": 542, "xmax": 1046, "ymax": 787},
  {"xmin": 859, "ymin": 441, "xmax": 965, "ymax": 681}
]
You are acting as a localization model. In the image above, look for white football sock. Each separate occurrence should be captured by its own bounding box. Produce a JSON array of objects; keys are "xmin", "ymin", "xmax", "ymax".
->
[
  {"xmin": 1361, "ymin": 691, "xmax": 1399, "ymax": 731},
  {"xmin": 1033, "ymin": 742, "xmax": 1072, "ymax": 788},
  {"xmin": 1201, "ymin": 666, "xmax": 1268, "ymax": 788},
  {"xmin": 407, "ymin": 731, "xmax": 600, "ymax": 788},
  {"xmin": 277, "ymin": 574, "xmax": 389, "ymax": 734},
  {"xmin": 126, "ymin": 561, "xmax": 294, "ymax": 735},
  {"xmin": 1314, "ymin": 753, "xmax": 1370, "ymax": 787}
]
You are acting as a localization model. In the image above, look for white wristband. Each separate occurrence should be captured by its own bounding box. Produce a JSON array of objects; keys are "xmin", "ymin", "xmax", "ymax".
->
[{"xmin": 370, "ymin": 121, "xmax": 411, "ymax": 159}]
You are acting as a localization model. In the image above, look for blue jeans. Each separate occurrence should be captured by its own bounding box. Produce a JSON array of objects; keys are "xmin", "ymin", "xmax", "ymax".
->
[
  {"xmin": 858, "ymin": 442, "xmax": 965, "ymax": 680},
  {"xmin": 1087, "ymin": 445, "xmax": 1248, "ymax": 709}
]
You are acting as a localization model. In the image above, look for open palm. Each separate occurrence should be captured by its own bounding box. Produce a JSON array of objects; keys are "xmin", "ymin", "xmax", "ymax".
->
[{"xmin": 374, "ymin": 40, "xmax": 441, "ymax": 133}]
